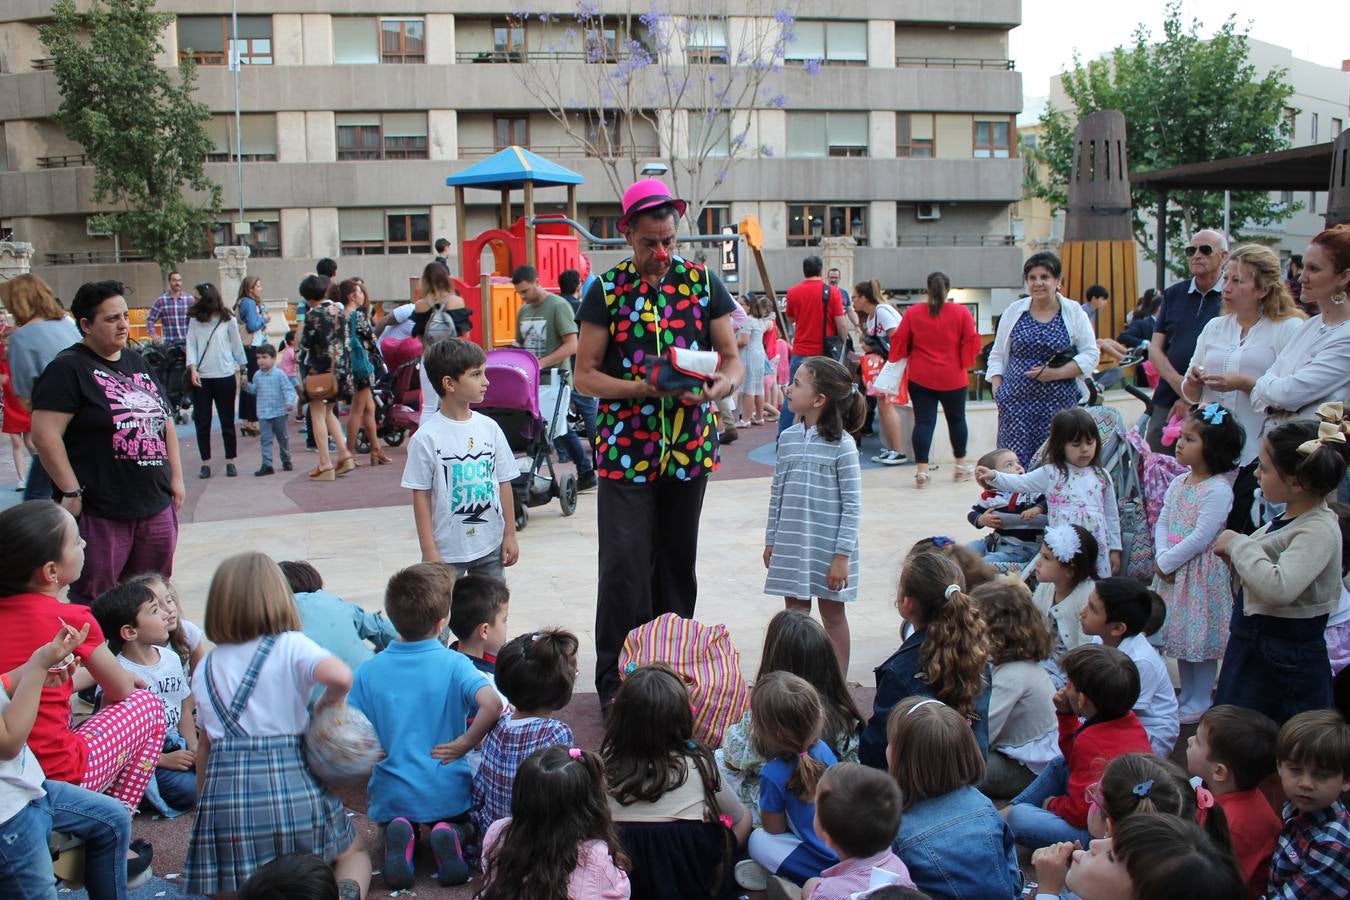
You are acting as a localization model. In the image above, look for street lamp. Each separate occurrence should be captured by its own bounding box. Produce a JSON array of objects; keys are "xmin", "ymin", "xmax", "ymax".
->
[{"xmin": 639, "ymin": 162, "xmax": 669, "ymax": 177}]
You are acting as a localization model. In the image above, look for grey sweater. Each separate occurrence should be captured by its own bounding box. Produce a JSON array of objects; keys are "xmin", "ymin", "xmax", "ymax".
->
[
  {"xmin": 8, "ymin": 317, "xmax": 81, "ymax": 399},
  {"xmin": 1228, "ymin": 500, "xmax": 1342, "ymax": 619}
]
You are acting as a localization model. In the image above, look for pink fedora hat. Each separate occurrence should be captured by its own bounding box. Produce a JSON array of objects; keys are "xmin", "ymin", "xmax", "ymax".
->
[{"xmin": 616, "ymin": 178, "xmax": 687, "ymax": 232}]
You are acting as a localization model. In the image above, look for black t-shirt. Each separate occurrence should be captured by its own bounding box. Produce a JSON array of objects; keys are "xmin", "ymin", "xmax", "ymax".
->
[{"xmin": 31, "ymin": 343, "xmax": 174, "ymax": 521}]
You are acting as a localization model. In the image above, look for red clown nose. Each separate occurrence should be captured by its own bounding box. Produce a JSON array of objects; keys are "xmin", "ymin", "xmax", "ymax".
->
[{"xmin": 655, "ymin": 249, "xmax": 670, "ymax": 262}]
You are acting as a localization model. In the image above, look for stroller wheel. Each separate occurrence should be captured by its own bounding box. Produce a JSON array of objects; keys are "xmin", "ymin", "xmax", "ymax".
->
[
  {"xmin": 558, "ymin": 473, "xmax": 578, "ymax": 517},
  {"xmin": 383, "ymin": 429, "xmax": 406, "ymax": 448},
  {"xmin": 354, "ymin": 428, "xmax": 372, "ymax": 455},
  {"xmin": 514, "ymin": 504, "xmax": 528, "ymax": 532}
]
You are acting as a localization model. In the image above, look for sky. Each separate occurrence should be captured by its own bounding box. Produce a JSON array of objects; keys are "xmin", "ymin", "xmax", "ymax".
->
[{"xmin": 1011, "ymin": 0, "xmax": 1345, "ymax": 121}]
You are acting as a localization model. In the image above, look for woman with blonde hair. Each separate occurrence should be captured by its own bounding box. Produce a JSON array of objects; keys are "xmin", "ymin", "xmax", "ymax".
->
[
  {"xmin": 2, "ymin": 275, "xmax": 82, "ymax": 500},
  {"xmin": 1181, "ymin": 243, "xmax": 1305, "ymax": 531}
]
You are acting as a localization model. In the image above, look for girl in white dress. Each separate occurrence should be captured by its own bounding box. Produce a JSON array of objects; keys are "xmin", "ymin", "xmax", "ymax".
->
[{"xmin": 737, "ymin": 296, "xmax": 769, "ymax": 426}]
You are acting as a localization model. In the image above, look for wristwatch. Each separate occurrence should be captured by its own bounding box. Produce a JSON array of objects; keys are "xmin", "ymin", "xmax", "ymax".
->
[{"xmin": 59, "ymin": 487, "xmax": 84, "ymax": 499}]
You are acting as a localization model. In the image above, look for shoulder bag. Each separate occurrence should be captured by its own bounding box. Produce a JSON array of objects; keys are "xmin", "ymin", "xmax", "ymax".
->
[{"xmin": 821, "ymin": 282, "xmax": 845, "ymax": 361}]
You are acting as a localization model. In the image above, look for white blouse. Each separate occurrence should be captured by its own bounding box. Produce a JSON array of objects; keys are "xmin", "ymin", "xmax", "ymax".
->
[
  {"xmin": 986, "ymin": 294, "xmax": 1100, "ymax": 386},
  {"xmin": 1186, "ymin": 314, "xmax": 1303, "ymax": 464},
  {"xmin": 1250, "ymin": 313, "xmax": 1350, "ymax": 423}
]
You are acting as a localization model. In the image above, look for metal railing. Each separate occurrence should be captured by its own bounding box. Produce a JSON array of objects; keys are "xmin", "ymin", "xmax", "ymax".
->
[
  {"xmin": 894, "ymin": 234, "xmax": 1017, "ymax": 247},
  {"xmin": 31, "ymin": 57, "xmax": 55, "ymax": 71},
  {"xmin": 36, "ymin": 154, "xmax": 89, "ymax": 168},
  {"xmin": 45, "ymin": 250, "xmax": 149, "ymax": 266},
  {"xmin": 459, "ymin": 144, "xmax": 659, "ymax": 159},
  {"xmin": 895, "ymin": 56, "xmax": 1015, "ymax": 70}
]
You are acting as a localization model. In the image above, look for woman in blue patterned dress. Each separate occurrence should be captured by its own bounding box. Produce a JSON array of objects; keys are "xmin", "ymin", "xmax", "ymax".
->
[{"xmin": 986, "ymin": 253, "xmax": 1100, "ymax": 466}]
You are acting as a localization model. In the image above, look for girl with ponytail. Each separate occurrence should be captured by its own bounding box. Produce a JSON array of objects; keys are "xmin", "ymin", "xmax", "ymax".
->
[{"xmin": 858, "ymin": 550, "xmax": 993, "ymax": 768}]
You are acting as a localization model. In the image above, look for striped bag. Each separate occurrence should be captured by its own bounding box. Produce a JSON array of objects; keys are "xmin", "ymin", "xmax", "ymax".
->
[{"xmin": 619, "ymin": 614, "xmax": 750, "ymax": 749}]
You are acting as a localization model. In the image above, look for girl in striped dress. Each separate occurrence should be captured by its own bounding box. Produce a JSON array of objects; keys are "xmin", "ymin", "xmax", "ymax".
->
[
  {"xmin": 764, "ymin": 357, "xmax": 866, "ymax": 674},
  {"xmin": 184, "ymin": 552, "xmax": 370, "ymax": 898}
]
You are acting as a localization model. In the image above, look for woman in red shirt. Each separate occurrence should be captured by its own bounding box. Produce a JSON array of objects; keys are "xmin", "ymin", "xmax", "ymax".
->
[{"xmin": 888, "ymin": 272, "xmax": 981, "ymax": 487}]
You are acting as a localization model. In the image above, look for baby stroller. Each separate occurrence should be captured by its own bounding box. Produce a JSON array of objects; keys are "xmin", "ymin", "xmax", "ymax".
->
[
  {"xmin": 136, "ymin": 340, "xmax": 191, "ymax": 423},
  {"xmin": 473, "ymin": 347, "xmax": 577, "ymax": 531},
  {"xmin": 357, "ymin": 359, "xmax": 422, "ymax": 451}
]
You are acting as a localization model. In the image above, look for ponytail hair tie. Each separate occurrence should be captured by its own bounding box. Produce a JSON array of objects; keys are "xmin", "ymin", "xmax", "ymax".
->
[
  {"xmin": 944, "ymin": 584, "xmax": 961, "ymax": 600},
  {"xmin": 1190, "ymin": 776, "xmax": 1215, "ymax": 823},
  {"xmin": 1132, "ymin": 779, "xmax": 1154, "ymax": 799},
  {"xmin": 568, "ymin": 748, "xmax": 582, "ymax": 759},
  {"xmin": 798, "ymin": 750, "xmax": 810, "ymax": 758}
]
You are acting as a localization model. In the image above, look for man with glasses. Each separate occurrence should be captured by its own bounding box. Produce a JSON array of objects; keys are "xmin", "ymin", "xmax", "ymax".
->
[{"xmin": 1145, "ymin": 229, "xmax": 1228, "ymax": 452}]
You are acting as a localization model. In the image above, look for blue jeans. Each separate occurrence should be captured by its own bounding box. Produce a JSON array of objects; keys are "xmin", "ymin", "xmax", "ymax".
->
[
  {"xmin": 777, "ymin": 355, "xmax": 808, "ymax": 433},
  {"xmin": 1004, "ymin": 756, "xmax": 1092, "ymax": 849},
  {"xmin": 966, "ymin": 537, "xmax": 1037, "ymax": 565},
  {"xmin": 258, "ymin": 414, "xmax": 291, "ymax": 467},
  {"xmin": 155, "ymin": 766, "xmax": 198, "ymax": 812},
  {"xmin": 450, "ymin": 548, "xmax": 504, "ymax": 580},
  {"xmin": 554, "ymin": 429, "xmax": 594, "ymax": 474},
  {"xmin": 573, "ymin": 392, "xmax": 599, "ymax": 442},
  {"xmin": 0, "ymin": 780, "xmax": 131, "ymax": 900}
]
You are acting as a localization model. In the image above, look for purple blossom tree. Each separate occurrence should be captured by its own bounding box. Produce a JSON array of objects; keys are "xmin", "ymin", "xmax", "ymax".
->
[{"xmin": 512, "ymin": 1, "xmax": 805, "ymax": 229}]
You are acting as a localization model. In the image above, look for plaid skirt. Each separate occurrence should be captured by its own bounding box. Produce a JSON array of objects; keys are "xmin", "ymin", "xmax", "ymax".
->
[{"xmin": 184, "ymin": 733, "xmax": 355, "ymax": 893}]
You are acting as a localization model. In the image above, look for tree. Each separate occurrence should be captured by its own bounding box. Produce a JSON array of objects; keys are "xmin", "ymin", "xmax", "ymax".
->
[
  {"xmin": 1033, "ymin": 1, "xmax": 1295, "ymax": 274},
  {"xmin": 512, "ymin": 1, "xmax": 803, "ymax": 230},
  {"xmin": 41, "ymin": 0, "xmax": 222, "ymax": 272}
]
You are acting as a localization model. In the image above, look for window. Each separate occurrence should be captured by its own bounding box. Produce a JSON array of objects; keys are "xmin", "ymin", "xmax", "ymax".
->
[
  {"xmin": 1280, "ymin": 190, "xmax": 1294, "ymax": 208},
  {"xmin": 494, "ymin": 20, "xmax": 525, "ymax": 61},
  {"xmin": 177, "ymin": 16, "xmax": 272, "ymax": 66},
  {"xmin": 381, "ymin": 18, "xmax": 425, "ymax": 63},
  {"xmin": 785, "ymin": 20, "xmax": 867, "ymax": 65},
  {"xmin": 585, "ymin": 115, "xmax": 625, "ymax": 158},
  {"xmin": 585, "ymin": 206, "xmax": 623, "ymax": 246},
  {"xmin": 1311, "ymin": 112, "xmax": 1320, "ymax": 143},
  {"xmin": 687, "ymin": 19, "xmax": 728, "ymax": 64},
  {"xmin": 204, "ymin": 114, "xmax": 278, "ymax": 162},
  {"xmin": 333, "ymin": 18, "xmax": 380, "ymax": 64},
  {"xmin": 695, "ymin": 205, "xmax": 727, "ymax": 235},
  {"xmin": 336, "ymin": 113, "xmax": 429, "ymax": 160},
  {"xmin": 494, "ymin": 116, "xmax": 529, "ymax": 150},
  {"xmin": 786, "ymin": 112, "xmax": 868, "ymax": 158},
  {"xmin": 974, "ymin": 118, "xmax": 1012, "ymax": 158},
  {"xmin": 205, "ymin": 211, "xmax": 281, "ymax": 258},
  {"xmin": 585, "ymin": 27, "xmax": 618, "ymax": 62},
  {"xmin": 690, "ymin": 110, "xmax": 733, "ymax": 158},
  {"xmin": 1334, "ymin": 118, "xmax": 1344, "ymax": 138},
  {"xmin": 339, "ymin": 209, "xmax": 430, "ymax": 255},
  {"xmin": 897, "ymin": 113, "xmax": 934, "ymax": 158},
  {"xmin": 787, "ymin": 204, "xmax": 867, "ymax": 247},
  {"xmin": 1282, "ymin": 107, "xmax": 1296, "ymax": 137}
]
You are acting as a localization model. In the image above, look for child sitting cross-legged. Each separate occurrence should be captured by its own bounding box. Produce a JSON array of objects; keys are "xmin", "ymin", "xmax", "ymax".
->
[
  {"xmin": 1267, "ymin": 709, "xmax": 1350, "ymax": 898},
  {"xmin": 1077, "ymin": 577, "xmax": 1181, "ymax": 756},
  {"xmin": 348, "ymin": 563, "xmax": 503, "ymax": 889},
  {"xmin": 449, "ymin": 573, "xmax": 511, "ymax": 678},
  {"xmin": 92, "ymin": 580, "xmax": 199, "ymax": 816},
  {"xmin": 1185, "ymin": 705, "xmax": 1282, "ymax": 898},
  {"xmin": 471, "ymin": 628, "xmax": 578, "ymax": 840},
  {"xmin": 801, "ymin": 763, "xmax": 915, "ymax": 900},
  {"xmin": 1002, "ymin": 644, "xmax": 1153, "ymax": 850}
]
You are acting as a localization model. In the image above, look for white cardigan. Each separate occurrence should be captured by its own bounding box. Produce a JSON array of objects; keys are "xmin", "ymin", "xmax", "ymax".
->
[
  {"xmin": 1249, "ymin": 314, "xmax": 1350, "ymax": 421},
  {"xmin": 986, "ymin": 294, "xmax": 1100, "ymax": 386}
]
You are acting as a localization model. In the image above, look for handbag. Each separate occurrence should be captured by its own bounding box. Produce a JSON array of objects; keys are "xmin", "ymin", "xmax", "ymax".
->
[
  {"xmin": 821, "ymin": 283, "xmax": 845, "ymax": 361},
  {"xmin": 348, "ymin": 312, "xmax": 374, "ymax": 382},
  {"xmin": 304, "ymin": 371, "xmax": 339, "ymax": 401},
  {"xmin": 1044, "ymin": 346, "xmax": 1078, "ymax": 369}
]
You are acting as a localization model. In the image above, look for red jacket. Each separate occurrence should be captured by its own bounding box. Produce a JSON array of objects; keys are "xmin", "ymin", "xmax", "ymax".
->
[
  {"xmin": 1045, "ymin": 711, "xmax": 1153, "ymax": 828},
  {"xmin": 888, "ymin": 301, "xmax": 981, "ymax": 392},
  {"xmin": 1215, "ymin": 788, "xmax": 1282, "ymax": 898}
]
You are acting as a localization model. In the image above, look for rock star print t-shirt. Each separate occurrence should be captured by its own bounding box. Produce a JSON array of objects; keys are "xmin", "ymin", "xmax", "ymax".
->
[
  {"xmin": 401, "ymin": 410, "xmax": 521, "ymax": 564},
  {"xmin": 31, "ymin": 342, "xmax": 174, "ymax": 521}
]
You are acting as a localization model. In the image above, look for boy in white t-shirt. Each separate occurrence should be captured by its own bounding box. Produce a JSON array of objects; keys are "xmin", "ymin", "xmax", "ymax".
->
[
  {"xmin": 93, "ymin": 580, "xmax": 198, "ymax": 814},
  {"xmin": 402, "ymin": 338, "xmax": 520, "ymax": 579}
]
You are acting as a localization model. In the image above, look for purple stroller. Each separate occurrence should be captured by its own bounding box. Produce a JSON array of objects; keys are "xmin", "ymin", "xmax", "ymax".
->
[{"xmin": 472, "ymin": 347, "xmax": 577, "ymax": 530}]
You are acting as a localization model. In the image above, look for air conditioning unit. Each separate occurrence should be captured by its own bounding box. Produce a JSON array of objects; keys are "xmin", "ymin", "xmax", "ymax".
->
[
  {"xmin": 915, "ymin": 203, "xmax": 942, "ymax": 222},
  {"xmin": 86, "ymin": 217, "xmax": 112, "ymax": 238}
]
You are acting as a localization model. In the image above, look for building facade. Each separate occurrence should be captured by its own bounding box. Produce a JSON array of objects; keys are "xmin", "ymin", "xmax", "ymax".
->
[{"xmin": 1, "ymin": 1, "xmax": 1024, "ymax": 315}]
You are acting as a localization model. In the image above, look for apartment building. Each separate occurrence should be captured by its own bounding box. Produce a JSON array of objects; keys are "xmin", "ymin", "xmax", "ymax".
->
[{"xmin": 0, "ymin": 1, "xmax": 1024, "ymax": 312}]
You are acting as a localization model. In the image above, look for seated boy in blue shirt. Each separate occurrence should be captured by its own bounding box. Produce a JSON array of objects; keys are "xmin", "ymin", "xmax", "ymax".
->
[
  {"xmin": 349, "ymin": 563, "xmax": 502, "ymax": 890},
  {"xmin": 449, "ymin": 574, "xmax": 510, "ymax": 677}
]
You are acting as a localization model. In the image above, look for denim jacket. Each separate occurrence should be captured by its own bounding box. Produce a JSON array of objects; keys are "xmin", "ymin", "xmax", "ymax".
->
[
  {"xmin": 894, "ymin": 786, "xmax": 1023, "ymax": 899},
  {"xmin": 859, "ymin": 628, "xmax": 992, "ymax": 769}
]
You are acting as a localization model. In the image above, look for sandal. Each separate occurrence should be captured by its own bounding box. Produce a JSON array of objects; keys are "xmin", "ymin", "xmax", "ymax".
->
[
  {"xmin": 308, "ymin": 466, "xmax": 335, "ymax": 481},
  {"xmin": 335, "ymin": 457, "xmax": 358, "ymax": 475},
  {"xmin": 954, "ymin": 463, "xmax": 976, "ymax": 482},
  {"xmin": 371, "ymin": 451, "xmax": 392, "ymax": 466},
  {"xmin": 914, "ymin": 470, "xmax": 930, "ymax": 489}
]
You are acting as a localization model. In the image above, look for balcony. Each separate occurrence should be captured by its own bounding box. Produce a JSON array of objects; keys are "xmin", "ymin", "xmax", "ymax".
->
[
  {"xmin": 36, "ymin": 154, "xmax": 89, "ymax": 169},
  {"xmin": 896, "ymin": 57, "xmax": 1015, "ymax": 70},
  {"xmin": 46, "ymin": 249, "xmax": 149, "ymax": 266},
  {"xmin": 460, "ymin": 144, "xmax": 659, "ymax": 160},
  {"xmin": 894, "ymin": 234, "xmax": 1017, "ymax": 247},
  {"xmin": 454, "ymin": 49, "xmax": 600, "ymax": 64},
  {"xmin": 30, "ymin": 57, "xmax": 55, "ymax": 71}
]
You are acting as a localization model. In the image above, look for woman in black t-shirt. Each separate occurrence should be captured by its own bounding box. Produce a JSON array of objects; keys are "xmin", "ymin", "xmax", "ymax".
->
[{"xmin": 29, "ymin": 280, "xmax": 185, "ymax": 605}]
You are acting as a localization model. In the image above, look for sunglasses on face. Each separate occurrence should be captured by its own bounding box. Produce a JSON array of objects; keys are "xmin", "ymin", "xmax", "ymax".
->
[{"xmin": 1184, "ymin": 244, "xmax": 1215, "ymax": 257}]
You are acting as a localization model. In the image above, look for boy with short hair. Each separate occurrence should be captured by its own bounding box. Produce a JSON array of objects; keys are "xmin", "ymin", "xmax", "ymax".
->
[
  {"xmin": 1186, "ymin": 705, "xmax": 1282, "ymax": 898},
  {"xmin": 1002, "ymin": 644, "xmax": 1153, "ymax": 849},
  {"xmin": 92, "ymin": 580, "xmax": 197, "ymax": 814},
  {"xmin": 802, "ymin": 763, "xmax": 915, "ymax": 900},
  {"xmin": 401, "ymin": 339, "xmax": 520, "ymax": 578},
  {"xmin": 242, "ymin": 342, "xmax": 296, "ymax": 476},
  {"xmin": 967, "ymin": 447, "xmax": 1046, "ymax": 564},
  {"xmin": 449, "ymin": 573, "xmax": 510, "ymax": 676},
  {"xmin": 348, "ymin": 563, "xmax": 504, "ymax": 890},
  {"xmin": 1267, "ymin": 709, "xmax": 1350, "ymax": 899}
]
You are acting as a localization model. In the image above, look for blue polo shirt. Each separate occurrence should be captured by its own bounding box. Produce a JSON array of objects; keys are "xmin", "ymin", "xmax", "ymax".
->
[
  {"xmin": 349, "ymin": 638, "xmax": 490, "ymax": 823},
  {"xmin": 1151, "ymin": 276, "xmax": 1224, "ymax": 409}
]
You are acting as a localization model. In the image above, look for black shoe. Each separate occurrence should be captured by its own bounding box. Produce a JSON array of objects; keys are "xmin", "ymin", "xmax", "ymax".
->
[
  {"xmin": 719, "ymin": 428, "xmax": 739, "ymax": 445},
  {"xmin": 126, "ymin": 838, "xmax": 153, "ymax": 880},
  {"xmin": 225, "ymin": 463, "xmax": 237, "ymax": 477},
  {"xmin": 255, "ymin": 465, "xmax": 274, "ymax": 476},
  {"xmin": 576, "ymin": 469, "xmax": 598, "ymax": 492},
  {"xmin": 282, "ymin": 460, "xmax": 293, "ymax": 471},
  {"xmin": 198, "ymin": 465, "xmax": 210, "ymax": 479}
]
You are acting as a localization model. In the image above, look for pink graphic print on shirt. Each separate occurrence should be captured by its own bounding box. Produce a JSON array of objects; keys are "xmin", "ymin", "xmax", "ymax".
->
[{"xmin": 92, "ymin": 368, "xmax": 168, "ymax": 464}]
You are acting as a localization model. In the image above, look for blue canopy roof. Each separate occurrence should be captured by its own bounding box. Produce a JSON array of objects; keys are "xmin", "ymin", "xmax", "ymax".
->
[{"xmin": 445, "ymin": 146, "xmax": 584, "ymax": 190}]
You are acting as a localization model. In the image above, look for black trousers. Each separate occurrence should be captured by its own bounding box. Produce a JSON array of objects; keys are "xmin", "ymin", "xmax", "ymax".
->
[
  {"xmin": 192, "ymin": 375, "xmax": 238, "ymax": 461},
  {"xmin": 238, "ymin": 345, "xmax": 259, "ymax": 421},
  {"xmin": 594, "ymin": 475, "xmax": 708, "ymax": 704}
]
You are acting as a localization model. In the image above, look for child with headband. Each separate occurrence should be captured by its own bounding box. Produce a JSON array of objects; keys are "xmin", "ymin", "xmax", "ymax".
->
[{"xmin": 1031, "ymin": 523, "xmax": 1099, "ymax": 688}]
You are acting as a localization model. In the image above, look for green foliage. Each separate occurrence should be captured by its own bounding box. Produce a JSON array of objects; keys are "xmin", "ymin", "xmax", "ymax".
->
[
  {"xmin": 1033, "ymin": 1, "xmax": 1295, "ymax": 274},
  {"xmin": 41, "ymin": 0, "xmax": 221, "ymax": 272}
]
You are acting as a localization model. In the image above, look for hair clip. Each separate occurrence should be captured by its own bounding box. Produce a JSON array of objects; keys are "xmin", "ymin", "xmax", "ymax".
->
[
  {"xmin": 718, "ymin": 814, "xmax": 734, "ymax": 829},
  {"xmin": 1190, "ymin": 776, "xmax": 1215, "ymax": 822},
  {"xmin": 930, "ymin": 535, "xmax": 954, "ymax": 548},
  {"xmin": 1199, "ymin": 403, "xmax": 1228, "ymax": 425},
  {"xmin": 568, "ymin": 748, "xmax": 582, "ymax": 760},
  {"xmin": 531, "ymin": 632, "xmax": 543, "ymax": 641},
  {"xmin": 685, "ymin": 739, "xmax": 698, "ymax": 751},
  {"xmin": 1131, "ymin": 779, "xmax": 1154, "ymax": 799},
  {"xmin": 1043, "ymin": 524, "xmax": 1082, "ymax": 563},
  {"xmin": 623, "ymin": 661, "xmax": 637, "ymax": 675},
  {"xmin": 944, "ymin": 584, "xmax": 961, "ymax": 600}
]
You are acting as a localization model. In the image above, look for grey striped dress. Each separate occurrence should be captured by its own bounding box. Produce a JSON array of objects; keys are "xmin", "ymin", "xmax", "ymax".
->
[{"xmin": 764, "ymin": 424, "xmax": 862, "ymax": 602}]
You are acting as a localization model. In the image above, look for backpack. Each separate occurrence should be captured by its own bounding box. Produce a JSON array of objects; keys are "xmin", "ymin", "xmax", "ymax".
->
[
  {"xmin": 618, "ymin": 613, "xmax": 750, "ymax": 749},
  {"xmin": 424, "ymin": 302, "xmax": 458, "ymax": 345}
]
